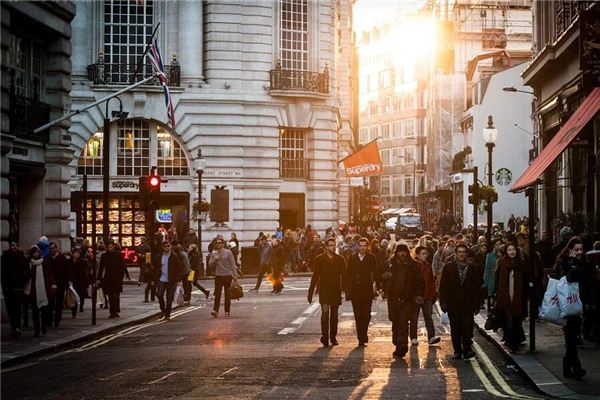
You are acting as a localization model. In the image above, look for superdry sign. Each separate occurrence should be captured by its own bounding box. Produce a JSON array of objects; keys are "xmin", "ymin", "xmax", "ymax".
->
[{"xmin": 340, "ymin": 140, "xmax": 383, "ymax": 177}]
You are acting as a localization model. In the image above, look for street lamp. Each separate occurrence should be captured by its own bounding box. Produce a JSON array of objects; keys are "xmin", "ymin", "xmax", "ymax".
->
[
  {"xmin": 502, "ymin": 86, "xmax": 536, "ymax": 97},
  {"xmin": 482, "ymin": 115, "xmax": 498, "ymax": 250},
  {"xmin": 194, "ymin": 149, "xmax": 206, "ymax": 256}
]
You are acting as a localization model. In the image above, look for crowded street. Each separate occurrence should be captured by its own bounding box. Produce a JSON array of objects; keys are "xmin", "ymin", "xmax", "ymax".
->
[{"xmin": 2, "ymin": 277, "xmax": 543, "ymax": 400}]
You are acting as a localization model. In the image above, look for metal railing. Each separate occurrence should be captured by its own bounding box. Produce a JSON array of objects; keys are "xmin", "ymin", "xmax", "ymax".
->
[
  {"xmin": 87, "ymin": 62, "xmax": 180, "ymax": 86},
  {"xmin": 270, "ymin": 63, "xmax": 329, "ymax": 94},
  {"xmin": 554, "ymin": 1, "xmax": 593, "ymax": 41},
  {"xmin": 279, "ymin": 157, "xmax": 310, "ymax": 179},
  {"xmin": 9, "ymin": 94, "xmax": 50, "ymax": 143}
]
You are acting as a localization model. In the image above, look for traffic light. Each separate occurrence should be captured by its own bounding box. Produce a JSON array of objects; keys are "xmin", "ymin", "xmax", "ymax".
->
[
  {"xmin": 468, "ymin": 183, "xmax": 479, "ymax": 205},
  {"xmin": 139, "ymin": 175, "xmax": 161, "ymax": 211}
]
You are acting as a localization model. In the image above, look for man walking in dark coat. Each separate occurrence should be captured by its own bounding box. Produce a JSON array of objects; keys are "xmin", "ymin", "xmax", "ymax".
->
[
  {"xmin": 45, "ymin": 242, "xmax": 70, "ymax": 327},
  {"xmin": 385, "ymin": 242, "xmax": 424, "ymax": 358},
  {"xmin": 308, "ymin": 237, "xmax": 348, "ymax": 347},
  {"xmin": 439, "ymin": 242, "xmax": 483, "ymax": 359},
  {"xmin": 97, "ymin": 241, "xmax": 126, "ymax": 318},
  {"xmin": 346, "ymin": 237, "xmax": 379, "ymax": 346},
  {"xmin": 153, "ymin": 240, "xmax": 184, "ymax": 321},
  {"xmin": 1, "ymin": 241, "xmax": 28, "ymax": 337}
]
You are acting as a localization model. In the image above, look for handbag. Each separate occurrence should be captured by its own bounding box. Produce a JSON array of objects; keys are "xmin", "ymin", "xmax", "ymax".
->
[
  {"xmin": 174, "ymin": 283, "xmax": 184, "ymax": 306},
  {"xmin": 229, "ymin": 279, "xmax": 244, "ymax": 300},
  {"xmin": 539, "ymin": 277, "xmax": 565, "ymax": 325},
  {"xmin": 556, "ymin": 276, "xmax": 583, "ymax": 318},
  {"xmin": 96, "ymin": 287, "xmax": 105, "ymax": 306},
  {"xmin": 63, "ymin": 289, "xmax": 75, "ymax": 309},
  {"xmin": 484, "ymin": 310, "xmax": 496, "ymax": 331},
  {"xmin": 187, "ymin": 270, "xmax": 195, "ymax": 282}
]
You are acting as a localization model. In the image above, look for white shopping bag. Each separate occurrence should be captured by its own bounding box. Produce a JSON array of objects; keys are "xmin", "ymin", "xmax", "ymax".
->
[
  {"xmin": 441, "ymin": 312, "xmax": 450, "ymax": 325},
  {"xmin": 174, "ymin": 283, "xmax": 184, "ymax": 306},
  {"xmin": 539, "ymin": 278, "xmax": 565, "ymax": 325},
  {"xmin": 556, "ymin": 276, "xmax": 583, "ymax": 318},
  {"xmin": 96, "ymin": 287, "xmax": 105, "ymax": 306},
  {"xmin": 69, "ymin": 285, "xmax": 81, "ymax": 307}
]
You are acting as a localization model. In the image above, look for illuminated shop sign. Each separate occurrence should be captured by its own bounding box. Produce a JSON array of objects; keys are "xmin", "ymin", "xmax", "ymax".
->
[{"xmin": 155, "ymin": 209, "xmax": 173, "ymax": 223}]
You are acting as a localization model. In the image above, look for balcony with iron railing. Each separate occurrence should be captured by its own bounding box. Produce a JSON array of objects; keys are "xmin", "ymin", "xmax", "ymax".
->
[
  {"xmin": 269, "ymin": 62, "xmax": 329, "ymax": 98},
  {"xmin": 8, "ymin": 70, "xmax": 50, "ymax": 143},
  {"xmin": 553, "ymin": 0, "xmax": 594, "ymax": 42},
  {"xmin": 279, "ymin": 157, "xmax": 311, "ymax": 180},
  {"xmin": 87, "ymin": 55, "xmax": 180, "ymax": 86}
]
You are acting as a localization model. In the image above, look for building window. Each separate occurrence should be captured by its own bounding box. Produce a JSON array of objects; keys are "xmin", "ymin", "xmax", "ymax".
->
[
  {"xmin": 103, "ymin": 0, "xmax": 154, "ymax": 82},
  {"xmin": 393, "ymin": 121, "xmax": 402, "ymax": 138},
  {"xmin": 157, "ymin": 125, "xmax": 189, "ymax": 176},
  {"xmin": 369, "ymin": 126, "xmax": 379, "ymax": 141},
  {"xmin": 279, "ymin": 128, "xmax": 308, "ymax": 179},
  {"xmin": 359, "ymin": 127, "xmax": 368, "ymax": 144},
  {"xmin": 404, "ymin": 146, "xmax": 416, "ymax": 163},
  {"xmin": 380, "ymin": 176, "xmax": 391, "ymax": 196},
  {"xmin": 8, "ymin": 33, "xmax": 44, "ymax": 100},
  {"xmin": 392, "ymin": 175, "xmax": 402, "ymax": 196},
  {"xmin": 117, "ymin": 119, "xmax": 151, "ymax": 176},
  {"xmin": 280, "ymin": 0, "xmax": 308, "ymax": 71},
  {"xmin": 381, "ymin": 149, "xmax": 390, "ymax": 166},
  {"xmin": 369, "ymin": 101, "xmax": 378, "ymax": 116},
  {"xmin": 403, "ymin": 119, "xmax": 416, "ymax": 138},
  {"xmin": 379, "ymin": 69, "xmax": 393, "ymax": 89},
  {"xmin": 77, "ymin": 132, "xmax": 104, "ymax": 176},
  {"xmin": 381, "ymin": 123, "xmax": 390, "ymax": 140},
  {"xmin": 404, "ymin": 174, "xmax": 413, "ymax": 197}
]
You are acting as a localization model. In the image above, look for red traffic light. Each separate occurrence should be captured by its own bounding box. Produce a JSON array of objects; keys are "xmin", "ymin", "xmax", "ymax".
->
[{"xmin": 148, "ymin": 176, "xmax": 160, "ymax": 188}]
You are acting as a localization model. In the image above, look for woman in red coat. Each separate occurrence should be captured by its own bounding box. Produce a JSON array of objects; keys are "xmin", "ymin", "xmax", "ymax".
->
[{"xmin": 494, "ymin": 242, "xmax": 528, "ymax": 352}]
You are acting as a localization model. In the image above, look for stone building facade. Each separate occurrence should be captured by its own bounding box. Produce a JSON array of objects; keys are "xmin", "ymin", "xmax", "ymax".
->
[
  {"xmin": 1, "ymin": 1, "xmax": 76, "ymax": 251},
  {"xmin": 68, "ymin": 0, "xmax": 353, "ymax": 253}
]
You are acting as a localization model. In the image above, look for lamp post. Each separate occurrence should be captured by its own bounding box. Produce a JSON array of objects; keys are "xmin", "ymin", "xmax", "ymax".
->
[
  {"xmin": 194, "ymin": 149, "xmax": 206, "ymax": 256},
  {"xmin": 482, "ymin": 115, "xmax": 498, "ymax": 250},
  {"xmin": 96, "ymin": 96, "xmax": 127, "ymax": 326}
]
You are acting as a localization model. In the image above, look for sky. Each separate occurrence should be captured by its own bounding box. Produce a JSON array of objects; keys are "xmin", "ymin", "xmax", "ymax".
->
[{"xmin": 353, "ymin": 0, "xmax": 427, "ymax": 33}]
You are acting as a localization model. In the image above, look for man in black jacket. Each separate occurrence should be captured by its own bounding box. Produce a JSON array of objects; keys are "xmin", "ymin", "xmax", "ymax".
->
[
  {"xmin": 1, "ymin": 241, "xmax": 28, "ymax": 337},
  {"xmin": 308, "ymin": 238, "xmax": 348, "ymax": 347},
  {"xmin": 439, "ymin": 243, "xmax": 483, "ymax": 360},
  {"xmin": 152, "ymin": 241, "xmax": 184, "ymax": 321},
  {"xmin": 346, "ymin": 237, "xmax": 379, "ymax": 346},
  {"xmin": 45, "ymin": 242, "xmax": 70, "ymax": 327},
  {"xmin": 385, "ymin": 242, "xmax": 424, "ymax": 358}
]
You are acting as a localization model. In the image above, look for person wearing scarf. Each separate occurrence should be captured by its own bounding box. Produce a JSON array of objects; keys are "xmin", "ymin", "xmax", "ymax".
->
[
  {"xmin": 494, "ymin": 243, "xmax": 528, "ymax": 353},
  {"xmin": 23, "ymin": 246, "xmax": 56, "ymax": 337}
]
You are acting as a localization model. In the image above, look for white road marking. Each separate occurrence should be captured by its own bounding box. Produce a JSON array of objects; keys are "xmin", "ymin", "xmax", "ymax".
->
[
  {"xmin": 303, "ymin": 303, "xmax": 320, "ymax": 314},
  {"xmin": 147, "ymin": 371, "xmax": 181, "ymax": 385},
  {"xmin": 216, "ymin": 367, "xmax": 238, "ymax": 380},
  {"xmin": 341, "ymin": 312, "xmax": 376, "ymax": 317},
  {"xmin": 97, "ymin": 369, "xmax": 135, "ymax": 381},
  {"xmin": 278, "ymin": 327, "xmax": 296, "ymax": 335},
  {"xmin": 462, "ymin": 389, "xmax": 485, "ymax": 393},
  {"xmin": 1, "ymin": 361, "xmax": 40, "ymax": 373},
  {"xmin": 291, "ymin": 317, "xmax": 307, "ymax": 324}
]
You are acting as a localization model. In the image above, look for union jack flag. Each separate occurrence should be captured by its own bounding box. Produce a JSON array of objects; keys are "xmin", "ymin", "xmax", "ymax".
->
[{"xmin": 147, "ymin": 36, "xmax": 175, "ymax": 129}]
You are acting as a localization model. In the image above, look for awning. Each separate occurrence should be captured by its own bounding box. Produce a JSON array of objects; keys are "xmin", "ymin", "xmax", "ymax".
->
[
  {"xmin": 380, "ymin": 208, "xmax": 401, "ymax": 215},
  {"xmin": 510, "ymin": 87, "xmax": 600, "ymax": 192}
]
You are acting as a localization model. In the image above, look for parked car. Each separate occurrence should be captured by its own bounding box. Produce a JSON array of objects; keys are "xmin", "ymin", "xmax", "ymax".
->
[
  {"xmin": 395, "ymin": 213, "xmax": 423, "ymax": 240},
  {"xmin": 385, "ymin": 217, "xmax": 397, "ymax": 232}
]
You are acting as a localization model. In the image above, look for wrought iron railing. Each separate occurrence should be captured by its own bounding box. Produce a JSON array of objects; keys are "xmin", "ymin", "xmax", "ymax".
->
[
  {"xmin": 270, "ymin": 63, "xmax": 329, "ymax": 94},
  {"xmin": 554, "ymin": 1, "xmax": 593, "ymax": 41},
  {"xmin": 279, "ymin": 157, "xmax": 310, "ymax": 179},
  {"xmin": 87, "ymin": 62, "xmax": 180, "ymax": 86},
  {"xmin": 9, "ymin": 94, "xmax": 50, "ymax": 143}
]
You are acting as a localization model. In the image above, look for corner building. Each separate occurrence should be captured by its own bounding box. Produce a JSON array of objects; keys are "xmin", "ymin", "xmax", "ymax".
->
[{"xmin": 69, "ymin": 0, "xmax": 352, "ymax": 252}]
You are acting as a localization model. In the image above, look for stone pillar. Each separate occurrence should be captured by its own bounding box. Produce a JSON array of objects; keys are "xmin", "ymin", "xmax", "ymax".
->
[
  {"xmin": 0, "ymin": 6, "xmax": 12, "ymax": 251},
  {"xmin": 178, "ymin": 0, "xmax": 204, "ymax": 86},
  {"xmin": 71, "ymin": 0, "xmax": 92, "ymax": 82},
  {"xmin": 44, "ymin": 36, "xmax": 73, "ymax": 251}
]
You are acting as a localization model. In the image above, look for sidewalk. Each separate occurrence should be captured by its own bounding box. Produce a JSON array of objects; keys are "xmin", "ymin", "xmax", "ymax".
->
[
  {"xmin": 475, "ymin": 309, "xmax": 600, "ymax": 399},
  {"xmin": 1, "ymin": 283, "xmax": 168, "ymax": 366}
]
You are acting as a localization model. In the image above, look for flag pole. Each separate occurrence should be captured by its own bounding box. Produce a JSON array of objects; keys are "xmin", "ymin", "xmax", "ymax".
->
[
  {"xmin": 130, "ymin": 22, "xmax": 161, "ymax": 84},
  {"xmin": 33, "ymin": 74, "xmax": 157, "ymax": 134}
]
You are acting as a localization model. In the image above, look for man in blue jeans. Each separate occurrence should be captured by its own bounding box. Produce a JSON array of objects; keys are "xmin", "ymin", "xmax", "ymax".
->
[
  {"xmin": 208, "ymin": 237, "xmax": 238, "ymax": 317},
  {"xmin": 153, "ymin": 241, "xmax": 183, "ymax": 321}
]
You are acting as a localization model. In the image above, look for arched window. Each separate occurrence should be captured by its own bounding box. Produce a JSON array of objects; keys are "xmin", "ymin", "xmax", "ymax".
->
[{"xmin": 77, "ymin": 119, "xmax": 189, "ymax": 177}]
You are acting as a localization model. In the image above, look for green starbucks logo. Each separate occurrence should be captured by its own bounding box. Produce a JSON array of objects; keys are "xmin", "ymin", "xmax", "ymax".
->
[{"xmin": 495, "ymin": 168, "xmax": 512, "ymax": 186}]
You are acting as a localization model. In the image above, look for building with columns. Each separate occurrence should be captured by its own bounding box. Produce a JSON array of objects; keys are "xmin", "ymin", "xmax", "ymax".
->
[
  {"xmin": 1, "ymin": 1, "xmax": 76, "ymax": 251},
  {"xmin": 68, "ymin": 0, "xmax": 354, "ymax": 255}
]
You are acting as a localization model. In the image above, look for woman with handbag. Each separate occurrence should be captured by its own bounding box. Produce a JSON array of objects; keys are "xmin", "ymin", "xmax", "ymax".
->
[
  {"xmin": 556, "ymin": 237, "xmax": 588, "ymax": 380},
  {"xmin": 494, "ymin": 243, "xmax": 527, "ymax": 353}
]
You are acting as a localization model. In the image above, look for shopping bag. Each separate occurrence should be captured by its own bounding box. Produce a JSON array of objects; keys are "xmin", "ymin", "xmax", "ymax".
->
[
  {"xmin": 174, "ymin": 283, "xmax": 184, "ymax": 306},
  {"xmin": 187, "ymin": 270, "xmax": 195, "ymax": 282},
  {"xmin": 63, "ymin": 289, "xmax": 75, "ymax": 309},
  {"xmin": 441, "ymin": 312, "xmax": 449, "ymax": 325},
  {"xmin": 96, "ymin": 287, "xmax": 105, "ymax": 307},
  {"xmin": 539, "ymin": 277, "xmax": 565, "ymax": 325},
  {"xmin": 228, "ymin": 279, "xmax": 244, "ymax": 300},
  {"xmin": 69, "ymin": 286, "xmax": 81, "ymax": 307},
  {"xmin": 556, "ymin": 276, "xmax": 583, "ymax": 318}
]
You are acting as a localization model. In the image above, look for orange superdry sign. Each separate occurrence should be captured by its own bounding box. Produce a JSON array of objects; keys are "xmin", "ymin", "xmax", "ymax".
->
[{"xmin": 341, "ymin": 140, "xmax": 383, "ymax": 177}]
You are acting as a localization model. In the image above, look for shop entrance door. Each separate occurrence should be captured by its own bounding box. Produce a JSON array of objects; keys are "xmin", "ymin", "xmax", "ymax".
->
[{"xmin": 279, "ymin": 193, "xmax": 305, "ymax": 230}]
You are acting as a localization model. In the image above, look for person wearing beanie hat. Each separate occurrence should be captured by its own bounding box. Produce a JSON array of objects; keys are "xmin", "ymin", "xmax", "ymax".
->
[{"xmin": 385, "ymin": 240, "xmax": 424, "ymax": 358}]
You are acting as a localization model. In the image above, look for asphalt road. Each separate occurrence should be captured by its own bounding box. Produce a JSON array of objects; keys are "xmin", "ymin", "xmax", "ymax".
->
[{"xmin": 1, "ymin": 277, "xmax": 546, "ymax": 399}]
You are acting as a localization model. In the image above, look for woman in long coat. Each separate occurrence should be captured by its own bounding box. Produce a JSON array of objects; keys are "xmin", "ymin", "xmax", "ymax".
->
[
  {"xmin": 494, "ymin": 242, "xmax": 528, "ymax": 352},
  {"xmin": 23, "ymin": 246, "xmax": 56, "ymax": 337},
  {"xmin": 97, "ymin": 241, "xmax": 126, "ymax": 318}
]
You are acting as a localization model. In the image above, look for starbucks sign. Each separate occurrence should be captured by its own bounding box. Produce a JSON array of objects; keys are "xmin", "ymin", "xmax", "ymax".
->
[{"xmin": 495, "ymin": 168, "xmax": 512, "ymax": 186}]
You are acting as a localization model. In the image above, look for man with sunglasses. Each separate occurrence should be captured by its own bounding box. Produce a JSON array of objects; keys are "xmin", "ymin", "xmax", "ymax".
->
[
  {"xmin": 208, "ymin": 237, "xmax": 238, "ymax": 317},
  {"xmin": 308, "ymin": 237, "xmax": 348, "ymax": 347},
  {"xmin": 153, "ymin": 240, "xmax": 184, "ymax": 321}
]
